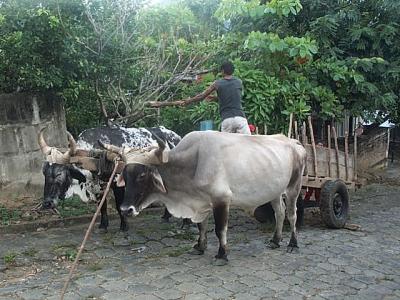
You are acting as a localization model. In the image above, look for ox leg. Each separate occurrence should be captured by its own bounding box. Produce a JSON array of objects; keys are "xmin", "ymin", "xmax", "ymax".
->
[
  {"xmin": 161, "ymin": 208, "xmax": 172, "ymax": 223},
  {"xmin": 286, "ymin": 189, "xmax": 301, "ymax": 253},
  {"xmin": 268, "ymin": 197, "xmax": 285, "ymax": 249},
  {"xmin": 99, "ymin": 199, "xmax": 109, "ymax": 232},
  {"xmin": 213, "ymin": 204, "xmax": 229, "ymax": 264},
  {"xmin": 113, "ymin": 187, "xmax": 129, "ymax": 232},
  {"xmin": 191, "ymin": 216, "xmax": 209, "ymax": 255}
]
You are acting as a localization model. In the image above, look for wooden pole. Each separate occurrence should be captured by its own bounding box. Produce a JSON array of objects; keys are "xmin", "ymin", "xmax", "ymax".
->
[
  {"xmin": 332, "ymin": 126, "xmax": 340, "ymax": 178},
  {"xmin": 288, "ymin": 113, "xmax": 293, "ymax": 138},
  {"xmin": 344, "ymin": 131, "xmax": 349, "ymax": 181},
  {"xmin": 294, "ymin": 121, "xmax": 299, "ymax": 140},
  {"xmin": 328, "ymin": 125, "xmax": 331, "ymax": 177},
  {"xmin": 308, "ymin": 116, "xmax": 318, "ymax": 177},
  {"xmin": 354, "ymin": 129, "xmax": 358, "ymax": 181},
  {"xmin": 148, "ymin": 100, "xmax": 186, "ymax": 108},
  {"xmin": 302, "ymin": 122, "xmax": 307, "ymax": 145},
  {"xmin": 60, "ymin": 161, "xmax": 119, "ymax": 300}
]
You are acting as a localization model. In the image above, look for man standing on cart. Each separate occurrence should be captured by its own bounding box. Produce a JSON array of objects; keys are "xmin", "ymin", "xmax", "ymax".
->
[{"xmin": 150, "ymin": 61, "xmax": 251, "ymax": 135}]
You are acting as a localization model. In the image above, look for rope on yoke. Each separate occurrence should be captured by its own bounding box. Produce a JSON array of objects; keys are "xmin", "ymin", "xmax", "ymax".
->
[{"xmin": 60, "ymin": 159, "xmax": 120, "ymax": 300}]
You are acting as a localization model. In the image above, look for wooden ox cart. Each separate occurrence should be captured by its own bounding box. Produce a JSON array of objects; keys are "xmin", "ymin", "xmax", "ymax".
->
[
  {"xmin": 295, "ymin": 116, "xmax": 358, "ymax": 228},
  {"xmin": 255, "ymin": 115, "xmax": 358, "ymax": 229}
]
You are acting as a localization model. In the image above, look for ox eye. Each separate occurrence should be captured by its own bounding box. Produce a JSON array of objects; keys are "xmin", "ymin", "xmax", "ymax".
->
[{"xmin": 137, "ymin": 173, "xmax": 146, "ymax": 180}]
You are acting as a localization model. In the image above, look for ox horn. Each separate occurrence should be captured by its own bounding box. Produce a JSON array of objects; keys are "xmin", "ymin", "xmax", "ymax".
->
[
  {"xmin": 38, "ymin": 128, "xmax": 52, "ymax": 155},
  {"xmin": 152, "ymin": 133, "xmax": 168, "ymax": 163},
  {"xmin": 98, "ymin": 140, "xmax": 127, "ymax": 161},
  {"xmin": 98, "ymin": 140, "xmax": 123, "ymax": 154},
  {"xmin": 63, "ymin": 132, "xmax": 77, "ymax": 160}
]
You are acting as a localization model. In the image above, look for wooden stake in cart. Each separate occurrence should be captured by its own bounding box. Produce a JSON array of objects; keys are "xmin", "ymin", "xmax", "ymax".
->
[
  {"xmin": 299, "ymin": 120, "xmax": 357, "ymax": 229},
  {"xmin": 255, "ymin": 117, "xmax": 358, "ymax": 229}
]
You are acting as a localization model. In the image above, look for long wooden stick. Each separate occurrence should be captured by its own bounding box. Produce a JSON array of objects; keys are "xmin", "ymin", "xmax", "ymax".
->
[
  {"xmin": 332, "ymin": 126, "xmax": 340, "ymax": 178},
  {"xmin": 294, "ymin": 121, "xmax": 299, "ymax": 140},
  {"xmin": 60, "ymin": 161, "xmax": 119, "ymax": 300},
  {"xmin": 354, "ymin": 128, "xmax": 358, "ymax": 181},
  {"xmin": 302, "ymin": 122, "xmax": 307, "ymax": 145},
  {"xmin": 328, "ymin": 125, "xmax": 331, "ymax": 178},
  {"xmin": 148, "ymin": 100, "xmax": 185, "ymax": 108},
  {"xmin": 344, "ymin": 131, "xmax": 349, "ymax": 181},
  {"xmin": 288, "ymin": 113, "xmax": 293, "ymax": 138},
  {"xmin": 308, "ymin": 116, "xmax": 318, "ymax": 177}
]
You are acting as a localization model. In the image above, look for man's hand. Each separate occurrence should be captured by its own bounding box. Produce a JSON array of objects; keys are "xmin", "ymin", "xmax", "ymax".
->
[{"xmin": 205, "ymin": 95, "xmax": 217, "ymax": 102}]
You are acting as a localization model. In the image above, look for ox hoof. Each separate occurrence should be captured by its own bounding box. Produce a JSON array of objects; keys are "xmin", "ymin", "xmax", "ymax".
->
[
  {"xmin": 287, "ymin": 245, "xmax": 299, "ymax": 254},
  {"xmin": 267, "ymin": 240, "xmax": 280, "ymax": 249},
  {"xmin": 213, "ymin": 257, "xmax": 229, "ymax": 266},
  {"xmin": 189, "ymin": 248, "xmax": 205, "ymax": 255}
]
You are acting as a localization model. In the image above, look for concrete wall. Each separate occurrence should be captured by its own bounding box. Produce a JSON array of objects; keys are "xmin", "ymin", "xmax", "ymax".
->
[
  {"xmin": 355, "ymin": 127, "xmax": 390, "ymax": 171},
  {"xmin": 0, "ymin": 93, "xmax": 68, "ymax": 198}
]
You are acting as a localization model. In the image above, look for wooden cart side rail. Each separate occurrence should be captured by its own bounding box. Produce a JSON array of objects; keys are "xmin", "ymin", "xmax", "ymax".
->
[
  {"xmin": 303, "ymin": 144, "xmax": 354, "ymax": 179},
  {"xmin": 302, "ymin": 175, "xmax": 356, "ymax": 191}
]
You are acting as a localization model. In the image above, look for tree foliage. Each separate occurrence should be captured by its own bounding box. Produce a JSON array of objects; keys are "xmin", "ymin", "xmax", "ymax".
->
[{"xmin": 0, "ymin": 0, "xmax": 399, "ymax": 134}]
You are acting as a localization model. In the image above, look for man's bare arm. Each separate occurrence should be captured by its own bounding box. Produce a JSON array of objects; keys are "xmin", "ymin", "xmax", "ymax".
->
[
  {"xmin": 184, "ymin": 83, "xmax": 217, "ymax": 105},
  {"xmin": 147, "ymin": 83, "xmax": 217, "ymax": 108}
]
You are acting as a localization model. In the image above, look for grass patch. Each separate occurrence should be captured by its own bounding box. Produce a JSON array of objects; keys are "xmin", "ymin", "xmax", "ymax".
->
[
  {"xmin": 64, "ymin": 248, "xmax": 78, "ymax": 261},
  {"xmin": 0, "ymin": 204, "xmax": 22, "ymax": 225},
  {"xmin": 58, "ymin": 196, "xmax": 96, "ymax": 218},
  {"xmin": 172, "ymin": 230, "xmax": 196, "ymax": 241},
  {"xmin": 3, "ymin": 251, "xmax": 17, "ymax": 265},
  {"xmin": 52, "ymin": 243, "xmax": 78, "ymax": 261}
]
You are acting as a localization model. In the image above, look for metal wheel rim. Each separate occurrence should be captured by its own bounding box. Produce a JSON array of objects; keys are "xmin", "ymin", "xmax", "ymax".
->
[{"xmin": 333, "ymin": 192, "xmax": 344, "ymax": 217}]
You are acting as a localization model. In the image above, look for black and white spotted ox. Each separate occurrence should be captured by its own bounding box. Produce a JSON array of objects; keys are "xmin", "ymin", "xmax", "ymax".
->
[
  {"xmin": 102, "ymin": 131, "xmax": 307, "ymax": 263},
  {"xmin": 39, "ymin": 126, "xmax": 181, "ymax": 231}
]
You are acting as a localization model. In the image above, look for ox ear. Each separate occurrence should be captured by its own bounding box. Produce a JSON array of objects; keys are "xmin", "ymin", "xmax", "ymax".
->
[
  {"xmin": 115, "ymin": 174, "xmax": 125, "ymax": 187},
  {"xmin": 151, "ymin": 168, "xmax": 166, "ymax": 193},
  {"xmin": 69, "ymin": 166, "xmax": 86, "ymax": 183}
]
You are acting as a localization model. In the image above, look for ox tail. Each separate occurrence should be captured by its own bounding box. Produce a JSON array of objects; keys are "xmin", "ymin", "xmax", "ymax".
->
[
  {"xmin": 303, "ymin": 154, "xmax": 308, "ymax": 176},
  {"xmin": 294, "ymin": 140, "xmax": 308, "ymax": 176}
]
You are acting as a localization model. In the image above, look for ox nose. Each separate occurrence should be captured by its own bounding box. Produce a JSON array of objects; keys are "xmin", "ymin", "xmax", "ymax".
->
[
  {"xmin": 43, "ymin": 200, "xmax": 54, "ymax": 209},
  {"xmin": 121, "ymin": 205, "xmax": 139, "ymax": 216}
]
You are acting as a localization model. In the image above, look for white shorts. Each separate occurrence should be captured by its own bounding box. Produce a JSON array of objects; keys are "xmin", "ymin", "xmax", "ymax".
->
[{"xmin": 221, "ymin": 116, "xmax": 251, "ymax": 135}]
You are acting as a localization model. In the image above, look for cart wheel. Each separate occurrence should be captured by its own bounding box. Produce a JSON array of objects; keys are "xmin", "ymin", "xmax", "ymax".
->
[
  {"xmin": 320, "ymin": 180, "xmax": 349, "ymax": 228},
  {"xmin": 253, "ymin": 195, "xmax": 304, "ymax": 226},
  {"xmin": 254, "ymin": 202, "xmax": 274, "ymax": 223}
]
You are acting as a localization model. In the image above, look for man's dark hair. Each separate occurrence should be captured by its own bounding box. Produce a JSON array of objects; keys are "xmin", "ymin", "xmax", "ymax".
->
[{"xmin": 221, "ymin": 61, "xmax": 234, "ymax": 75}]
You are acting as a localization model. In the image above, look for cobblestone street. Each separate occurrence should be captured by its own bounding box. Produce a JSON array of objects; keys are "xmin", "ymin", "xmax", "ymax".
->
[{"xmin": 1, "ymin": 183, "xmax": 399, "ymax": 300}]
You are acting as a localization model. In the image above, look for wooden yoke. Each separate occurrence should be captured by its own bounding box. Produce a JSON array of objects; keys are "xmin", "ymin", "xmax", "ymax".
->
[{"xmin": 70, "ymin": 156, "xmax": 125, "ymax": 174}]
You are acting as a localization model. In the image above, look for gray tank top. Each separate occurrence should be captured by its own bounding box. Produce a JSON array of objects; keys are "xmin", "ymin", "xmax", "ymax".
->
[{"xmin": 215, "ymin": 77, "xmax": 245, "ymax": 120}]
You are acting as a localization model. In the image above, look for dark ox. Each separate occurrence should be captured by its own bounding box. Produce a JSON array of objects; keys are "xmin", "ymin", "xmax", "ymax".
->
[
  {"xmin": 39, "ymin": 126, "xmax": 181, "ymax": 231},
  {"xmin": 102, "ymin": 131, "xmax": 307, "ymax": 263}
]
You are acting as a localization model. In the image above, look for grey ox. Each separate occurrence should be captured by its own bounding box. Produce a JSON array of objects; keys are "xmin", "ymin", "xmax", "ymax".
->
[{"xmin": 102, "ymin": 131, "xmax": 307, "ymax": 263}]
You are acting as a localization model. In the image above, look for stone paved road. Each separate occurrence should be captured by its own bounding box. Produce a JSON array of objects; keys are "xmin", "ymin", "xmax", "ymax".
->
[{"xmin": 0, "ymin": 183, "xmax": 400, "ymax": 300}]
